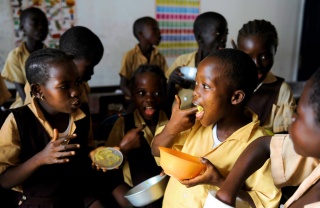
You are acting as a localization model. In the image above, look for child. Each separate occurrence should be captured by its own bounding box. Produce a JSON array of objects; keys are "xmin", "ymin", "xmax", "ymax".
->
[
  {"xmin": 24, "ymin": 25, "xmax": 104, "ymax": 104},
  {"xmin": 235, "ymin": 19, "xmax": 296, "ymax": 134},
  {"xmin": 213, "ymin": 67, "xmax": 320, "ymax": 207},
  {"xmin": 151, "ymin": 49, "xmax": 281, "ymax": 208},
  {"xmin": 119, "ymin": 17, "xmax": 168, "ymax": 113},
  {"xmin": 2, "ymin": 7, "xmax": 48, "ymax": 108},
  {"xmin": 166, "ymin": 11, "xmax": 228, "ymax": 113},
  {"xmin": 92, "ymin": 64, "xmax": 168, "ymax": 207},
  {"xmin": 0, "ymin": 48, "xmax": 107, "ymax": 207},
  {"xmin": 0, "ymin": 76, "xmax": 11, "ymax": 106}
]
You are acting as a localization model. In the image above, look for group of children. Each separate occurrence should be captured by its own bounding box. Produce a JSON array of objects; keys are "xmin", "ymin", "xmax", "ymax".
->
[{"xmin": 0, "ymin": 6, "xmax": 318, "ymax": 208}]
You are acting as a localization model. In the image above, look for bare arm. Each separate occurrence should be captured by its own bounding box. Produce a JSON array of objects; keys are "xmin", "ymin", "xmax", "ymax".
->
[
  {"xmin": 216, "ymin": 136, "xmax": 272, "ymax": 207},
  {"xmin": 151, "ymin": 95, "xmax": 197, "ymax": 156},
  {"xmin": 14, "ymin": 82, "xmax": 26, "ymax": 102},
  {"xmin": 179, "ymin": 157, "xmax": 255, "ymax": 207},
  {"xmin": 0, "ymin": 131, "xmax": 78, "ymax": 189},
  {"xmin": 120, "ymin": 76, "xmax": 131, "ymax": 99}
]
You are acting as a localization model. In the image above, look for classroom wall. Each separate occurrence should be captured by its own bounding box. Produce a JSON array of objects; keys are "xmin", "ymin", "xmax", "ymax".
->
[{"xmin": 0, "ymin": 0, "xmax": 305, "ymax": 88}]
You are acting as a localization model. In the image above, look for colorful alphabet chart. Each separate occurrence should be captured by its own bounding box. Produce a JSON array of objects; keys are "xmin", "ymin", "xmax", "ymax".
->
[
  {"xmin": 10, "ymin": 0, "xmax": 76, "ymax": 48},
  {"xmin": 156, "ymin": 0, "xmax": 200, "ymax": 56}
]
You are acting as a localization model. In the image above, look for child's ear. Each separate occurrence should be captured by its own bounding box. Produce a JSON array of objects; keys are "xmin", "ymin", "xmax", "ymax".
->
[
  {"xmin": 231, "ymin": 90, "xmax": 245, "ymax": 105},
  {"xmin": 30, "ymin": 83, "xmax": 42, "ymax": 99},
  {"xmin": 195, "ymin": 34, "xmax": 203, "ymax": 44}
]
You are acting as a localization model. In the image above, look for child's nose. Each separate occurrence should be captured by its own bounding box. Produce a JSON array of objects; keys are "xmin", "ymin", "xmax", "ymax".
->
[{"xmin": 71, "ymin": 85, "xmax": 82, "ymax": 97}]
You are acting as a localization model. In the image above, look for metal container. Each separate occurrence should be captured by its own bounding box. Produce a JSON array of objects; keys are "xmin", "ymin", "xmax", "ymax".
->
[
  {"xmin": 124, "ymin": 175, "xmax": 169, "ymax": 207},
  {"xmin": 180, "ymin": 66, "xmax": 197, "ymax": 81}
]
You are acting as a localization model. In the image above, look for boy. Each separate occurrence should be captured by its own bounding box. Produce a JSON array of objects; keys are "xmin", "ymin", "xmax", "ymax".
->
[
  {"xmin": 151, "ymin": 49, "xmax": 281, "ymax": 207},
  {"xmin": 24, "ymin": 26, "xmax": 104, "ymax": 104},
  {"xmin": 2, "ymin": 7, "xmax": 48, "ymax": 108},
  {"xmin": 119, "ymin": 16, "xmax": 168, "ymax": 113},
  {"xmin": 166, "ymin": 11, "xmax": 228, "ymax": 113},
  {"xmin": 215, "ymin": 68, "xmax": 320, "ymax": 207}
]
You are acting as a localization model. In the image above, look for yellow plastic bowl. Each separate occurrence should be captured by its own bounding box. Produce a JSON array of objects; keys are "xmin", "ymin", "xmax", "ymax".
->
[{"xmin": 159, "ymin": 147, "xmax": 206, "ymax": 180}]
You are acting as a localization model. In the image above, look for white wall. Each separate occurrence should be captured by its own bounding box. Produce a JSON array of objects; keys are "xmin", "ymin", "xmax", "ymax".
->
[{"xmin": 0, "ymin": 0, "xmax": 305, "ymax": 88}]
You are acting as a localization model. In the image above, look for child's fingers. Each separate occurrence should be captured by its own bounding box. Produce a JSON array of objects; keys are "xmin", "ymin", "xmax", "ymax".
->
[
  {"xmin": 51, "ymin": 129, "xmax": 59, "ymax": 142},
  {"xmin": 183, "ymin": 106, "xmax": 198, "ymax": 116},
  {"xmin": 59, "ymin": 134, "xmax": 77, "ymax": 145},
  {"xmin": 172, "ymin": 95, "xmax": 182, "ymax": 111},
  {"xmin": 135, "ymin": 123, "xmax": 146, "ymax": 132}
]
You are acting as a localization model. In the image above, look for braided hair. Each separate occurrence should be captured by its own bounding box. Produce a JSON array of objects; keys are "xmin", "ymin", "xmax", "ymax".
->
[
  {"xmin": 59, "ymin": 26, "xmax": 104, "ymax": 66},
  {"xmin": 309, "ymin": 67, "xmax": 320, "ymax": 125},
  {"xmin": 25, "ymin": 48, "xmax": 74, "ymax": 85},
  {"xmin": 237, "ymin": 19, "xmax": 279, "ymax": 51}
]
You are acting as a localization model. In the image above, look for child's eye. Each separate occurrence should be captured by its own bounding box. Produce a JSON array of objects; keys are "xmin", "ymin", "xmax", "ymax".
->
[
  {"xmin": 137, "ymin": 91, "xmax": 145, "ymax": 96},
  {"xmin": 202, "ymin": 84, "xmax": 210, "ymax": 89},
  {"xmin": 154, "ymin": 91, "xmax": 160, "ymax": 96}
]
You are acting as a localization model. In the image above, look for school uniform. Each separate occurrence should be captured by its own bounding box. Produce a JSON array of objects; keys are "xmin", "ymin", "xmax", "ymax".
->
[
  {"xmin": 1, "ymin": 42, "xmax": 45, "ymax": 108},
  {"xmin": 270, "ymin": 134, "xmax": 320, "ymax": 207},
  {"xmin": 106, "ymin": 109, "xmax": 168, "ymax": 187},
  {"xmin": 119, "ymin": 44, "xmax": 168, "ymax": 81},
  {"xmin": 247, "ymin": 72, "xmax": 296, "ymax": 134},
  {"xmin": 155, "ymin": 109, "xmax": 281, "ymax": 208},
  {"xmin": 0, "ymin": 99, "xmax": 114, "ymax": 207},
  {"xmin": 165, "ymin": 51, "xmax": 196, "ymax": 110},
  {"xmin": 0, "ymin": 76, "xmax": 11, "ymax": 105}
]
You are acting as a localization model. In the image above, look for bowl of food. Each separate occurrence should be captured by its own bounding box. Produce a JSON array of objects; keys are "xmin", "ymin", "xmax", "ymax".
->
[
  {"xmin": 180, "ymin": 66, "xmax": 197, "ymax": 81},
  {"xmin": 92, "ymin": 147, "xmax": 123, "ymax": 170},
  {"xmin": 124, "ymin": 174, "xmax": 169, "ymax": 207},
  {"xmin": 158, "ymin": 147, "xmax": 206, "ymax": 180}
]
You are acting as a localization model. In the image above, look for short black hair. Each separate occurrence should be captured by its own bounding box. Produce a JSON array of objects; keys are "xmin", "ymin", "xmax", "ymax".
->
[
  {"xmin": 309, "ymin": 67, "xmax": 320, "ymax": 125},
  {"xmin": 193, "ymin": 11, "xmax": 227, "ymax": 37},
  {"xmin": 130, "ymin": 64, "xmax": 167, "ymax": 91},
  {"xmin": 59, "ymin": 26, "xmax": 104, "ymax": 66},
  {"xmin": 133, "ymin": 17, "xmax": 157, "ymax": 40},
  {"xmin": 206, "ymin": 48, "xmax": 258, "ymax": 103},
  {"xmin": 20, "ymin": 7, "xmax": 48, "ymax": 26},
  {"xmin": 237, "ymin": 19, "xmax": 279, "ymax": 52},
  {"xmin": 25, "ymin": 48, "xmax": 74, "ymax": 85}
]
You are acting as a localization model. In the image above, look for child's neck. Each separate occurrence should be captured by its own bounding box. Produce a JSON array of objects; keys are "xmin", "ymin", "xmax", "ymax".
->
[
  {"xmin": 138, "ymin": 43, "xmax": 153, "ymax": 63},
  {"xmin": 145, "ymin": 115, "xmax": 159, "ymax": 135},
  {"xmin": 25, "ymin": 39, "xmax": 44, "ymax": 53},
  {"xmin": 38, "ymin": 101, "xmax": 70, "ymax": 132},
  {"xmin": 215, "ymin": 110, "xmax": 251, "ymax": 142}
]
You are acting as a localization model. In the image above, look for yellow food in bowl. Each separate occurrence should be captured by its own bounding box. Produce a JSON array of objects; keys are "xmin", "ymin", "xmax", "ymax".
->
[{"xmin": 94, "ymin": 148, "xmax": 121, "ymax": 167}]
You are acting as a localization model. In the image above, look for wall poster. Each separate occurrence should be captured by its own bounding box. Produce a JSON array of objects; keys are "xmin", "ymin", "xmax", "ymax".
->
[
  {"xmin": 10, "ymin": 0, "xmax": 76, "ymax": 48},
  {"xmin": 156, "ymin": 0, "xmax": 200, "ymax": 57}
]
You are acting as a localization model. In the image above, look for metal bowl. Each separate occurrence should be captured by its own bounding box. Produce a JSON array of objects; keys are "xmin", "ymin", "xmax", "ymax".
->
[
  {"xmin": 92, "ymin": 147, "xmax": 123, "ymax": 170},
  {"xmin": 180, "ymin": 66, "xmax": 197, "ymax": 81},
  {"xmin": 124, "ymin": 175, "xmax": 169, "ymax": 207}
]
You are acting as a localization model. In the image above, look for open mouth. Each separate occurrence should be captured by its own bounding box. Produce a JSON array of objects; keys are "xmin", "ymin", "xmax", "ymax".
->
[
  {"xmin": 193, "ymin": 103, "xmax": 204, "ymax": 120},
  {"xmin": 144, "ymin": 106, "xmax": 156, "ymax": 117}
]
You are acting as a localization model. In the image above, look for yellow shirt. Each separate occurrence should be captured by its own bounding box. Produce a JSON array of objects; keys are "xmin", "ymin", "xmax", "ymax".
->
[
  {"xmin": 0, "ymin": 99, "xmax": 93, "ymax": 192},
  {"xmin": 0, "ymin": 76, "xmax": 11, "ymax": 105},
  {"xmin": 256, "ymin": 72, "xmax": 296, "ymax": 133},
  {"xmin": 156, "ymin": 109, "xmax": 281, "ymax": 208},
  {"xmin": 24, "ymin": 81, "xmax": 90, "ymax": 105},
  {"xmin": 106, "ymin": 110, "xmax": 168, "ymax": 187},
  {"xmin": 270, "ymin": 134, "xmax": 320, "ymax": 207},
  {"xmin": 119, "ymin": 44, "xmax": 168, "ymax": 80},
  {"xmin": 1, "ymin": 42, "xmax": 30, "ymax": 108},
  {"xmin": 165, "ymin": 51, "xmax": 196, "ymax": 110}
]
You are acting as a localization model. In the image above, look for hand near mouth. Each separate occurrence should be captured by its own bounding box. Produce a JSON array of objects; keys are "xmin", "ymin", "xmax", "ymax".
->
[{"xmin": 165, "ymin": 95, "xmax": 198, "ymax": 135}]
